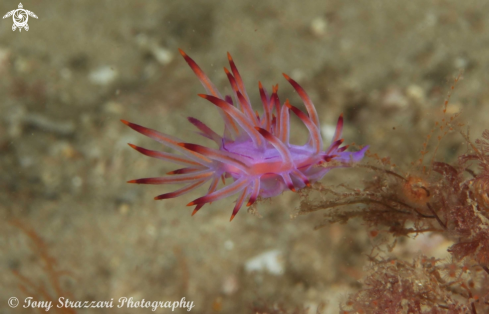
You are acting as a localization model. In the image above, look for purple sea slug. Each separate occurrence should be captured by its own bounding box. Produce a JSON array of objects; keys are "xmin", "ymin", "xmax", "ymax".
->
[{"xmin": 122, "ymin": 49, "xmax": 368, "ymax": 221}]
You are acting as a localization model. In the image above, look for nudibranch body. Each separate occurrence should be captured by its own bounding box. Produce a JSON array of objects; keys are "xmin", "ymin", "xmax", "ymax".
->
[{"xmin": 123, "ymin": 49, "xmax": 368, "ymax": 221}]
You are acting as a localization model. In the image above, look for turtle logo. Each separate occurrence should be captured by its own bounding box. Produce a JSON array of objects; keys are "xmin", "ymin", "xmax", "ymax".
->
[{"xmin": 3, "ymin": 3, "xmax": 38, "ymax": 32}]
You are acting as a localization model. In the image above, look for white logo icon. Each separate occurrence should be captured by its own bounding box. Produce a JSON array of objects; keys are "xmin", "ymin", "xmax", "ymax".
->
[{"xmin": 3, "ymin": 3, "xmax": 38, "ymax": 32}]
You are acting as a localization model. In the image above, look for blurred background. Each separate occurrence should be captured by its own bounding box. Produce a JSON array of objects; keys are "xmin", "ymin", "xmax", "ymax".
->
[{"xmin": 1, "ymin": 0, "xmax": 488, "ymax": 313}]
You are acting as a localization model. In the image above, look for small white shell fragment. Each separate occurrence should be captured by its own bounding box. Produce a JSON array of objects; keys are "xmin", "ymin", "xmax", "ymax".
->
[
  {"xmin": 135, "ymin": 33, "xmax": 173, "ymax": 65},
  {"xmin": 151, "ymin": 46, "xmax": 173, "ymax": 65},
  {"xmin": 244, "ymin": 249, "xmax": 284, "ymax": 275},
  {"xmin": 310, "ymin": 17, "xmax": 328, "ymax": 37},
  {"xmin": 406, "ymin": 84, "xmax": 425, "ymax": 102},
  {"xmin": 89, "ymin": 66, "xmax": 118, "ymax": 86}
]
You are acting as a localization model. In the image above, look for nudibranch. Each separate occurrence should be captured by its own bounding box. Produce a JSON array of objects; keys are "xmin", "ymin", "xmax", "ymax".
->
[{"xmin": 122, "ymin": 49, "xmax": 368, "ymax": 221}]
